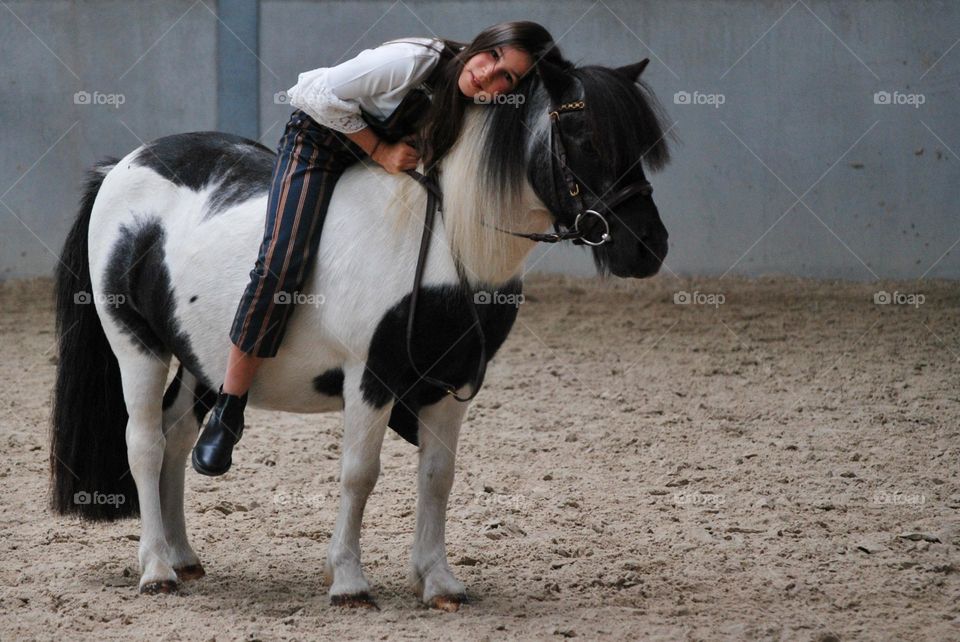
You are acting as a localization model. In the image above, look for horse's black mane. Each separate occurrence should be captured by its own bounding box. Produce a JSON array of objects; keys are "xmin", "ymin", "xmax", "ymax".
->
[
  {"xmin": 576, "ymin": 65, "xmax": 671, "ymax": 173},
  {"xmin": 476, "ymin": 70, "xmax": 539, "ymax": 209},
  {"xmin": 478, "ymin": 61, "xmax": 671, "ymax": 208}
]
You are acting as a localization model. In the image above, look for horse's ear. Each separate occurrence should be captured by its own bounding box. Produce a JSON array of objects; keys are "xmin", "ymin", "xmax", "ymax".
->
[
  {"xmin": 614, "ymin": 58, "xmax": 650, "ymax": 82},
  {"xmin": 537, "ymin": 60, "xmax": 576, "ymax": 104}
]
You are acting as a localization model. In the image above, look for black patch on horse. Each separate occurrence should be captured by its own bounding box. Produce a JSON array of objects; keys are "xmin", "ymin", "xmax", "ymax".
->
[
  {"xmin": 313, "ymin": 368, "xmax": 345, "ymax": 399},
  {"xmin": 386, "ymin": 403, "xmax": 420, "ymax": 445},
  {"xmin": 362, "ymin": 281, "xmax": 522, "ymax": 445},
  {"xmin": 132, "ymin": 131, "xmax": 275, "ymax": 217},
  {"xmin": 162, "ymin": 362, "xmax": 216, "ymax": 425},
  {"xmin": 192, "ymin": 378, "xmax": 218, "ymax": 425},
  {"xmin": 162, "ymin": 363, "xmax": 183, "ymax": 410},
  {"xmin": 102, "ymin": 217, "xmax": 210, "ymax": 387}
]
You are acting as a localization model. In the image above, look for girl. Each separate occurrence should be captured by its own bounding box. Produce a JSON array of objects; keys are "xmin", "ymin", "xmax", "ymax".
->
[{"xmin": 192, "ymin": 20, "xmax": 567, "ymax": 476}]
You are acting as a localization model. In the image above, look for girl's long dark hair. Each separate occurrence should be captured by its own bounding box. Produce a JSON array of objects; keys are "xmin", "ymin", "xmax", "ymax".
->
[{"xmin": 388, "ymin": 21, "xmax": 569, "ymax": 174}]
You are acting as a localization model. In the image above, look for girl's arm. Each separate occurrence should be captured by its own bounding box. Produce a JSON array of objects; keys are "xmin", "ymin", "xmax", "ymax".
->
[
  {"xmin": 287, "ymin": 40, "xmax": 438, "ymax": 173},
  {"xmin": 343, "ymin": 125, "xmax": 420, "ymax": 174},
  {"xmin": 343, "ymin": 126, "xmax": 381, "ymax": 157}
]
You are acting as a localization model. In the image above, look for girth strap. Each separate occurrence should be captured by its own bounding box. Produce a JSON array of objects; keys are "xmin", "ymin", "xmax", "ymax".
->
[{"xmin": 403, "ymin": 169, "xmax": 486, "ymax": 403}]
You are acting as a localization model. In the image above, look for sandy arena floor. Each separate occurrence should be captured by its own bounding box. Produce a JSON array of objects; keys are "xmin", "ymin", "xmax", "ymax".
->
[{"xmin": 0, "ymin": 273, "xmax": 957, "ymax": 640}]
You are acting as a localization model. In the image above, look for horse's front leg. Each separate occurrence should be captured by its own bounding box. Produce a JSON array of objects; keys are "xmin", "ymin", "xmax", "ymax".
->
[
  {"xmin": 325, "ymin": 364, "xmax": 392, "ymax": 608},
  {"xmin": 409, "ymin": 389, "xmax": 470, "ymax": 611}
]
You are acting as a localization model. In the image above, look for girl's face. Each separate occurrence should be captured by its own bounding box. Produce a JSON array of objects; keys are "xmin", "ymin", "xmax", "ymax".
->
[{"xmin": 458, "ymin": 45, "xmax": 533, "ymax": 101}]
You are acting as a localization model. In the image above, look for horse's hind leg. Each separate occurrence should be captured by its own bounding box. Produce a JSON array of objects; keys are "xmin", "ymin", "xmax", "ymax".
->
[
  {"xmin": 409, "ymin": 390, "xmax": 470, "ymax": 611},
  {"xmin": 159, "ymin": 365, "xmax": 210, "ymax": 581},
  {"xmin": 325, "ymin": 364, "xmax": 392, "ymax": 608},
  {"xmin": 110, "ymin": 340, "xmax": 177, "ymax": 593}
]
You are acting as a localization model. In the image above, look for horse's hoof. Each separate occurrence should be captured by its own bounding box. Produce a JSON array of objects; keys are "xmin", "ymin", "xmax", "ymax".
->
[
  {"xmin": 429, "ymin": 593, "xmax": 467, "ymax": 612},
  {"xmin": 174, "ymin": 564, "xmax": 206, "ymax": 581},
  {"xmin": 139, "ymin": 579, "xmax": 178, "ymax": 595},
  {"xmin": 330, "ymin": 592, "xmax": 380, "ymax": 610}
]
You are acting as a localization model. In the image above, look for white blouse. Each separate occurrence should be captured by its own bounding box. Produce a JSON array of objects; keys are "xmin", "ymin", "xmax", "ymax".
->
[{"xmin": 286, "ymin": 37, "xmax": 444, "ymax": 134}]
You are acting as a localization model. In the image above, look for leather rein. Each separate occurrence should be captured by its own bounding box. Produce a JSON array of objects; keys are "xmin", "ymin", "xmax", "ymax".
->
[{"xmin": 402, "ymin": 98, "xmax": 653, "ymax": 402}]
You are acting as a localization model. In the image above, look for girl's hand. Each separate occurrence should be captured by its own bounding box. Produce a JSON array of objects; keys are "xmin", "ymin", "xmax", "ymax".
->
[{"xmin": 372, "ymin": 141, "xmax": 420, "ymax": 174}]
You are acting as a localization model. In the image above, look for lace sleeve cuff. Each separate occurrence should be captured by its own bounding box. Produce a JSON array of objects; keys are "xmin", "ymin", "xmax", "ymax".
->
[{"xmin": 287, "ymin": 70, "xmax": 368, "ymax": 134}]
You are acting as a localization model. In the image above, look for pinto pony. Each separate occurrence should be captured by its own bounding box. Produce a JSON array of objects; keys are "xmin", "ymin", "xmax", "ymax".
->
[{"xmin": 50, "ymin": 59, "xmax": 670, "ymax": 609}]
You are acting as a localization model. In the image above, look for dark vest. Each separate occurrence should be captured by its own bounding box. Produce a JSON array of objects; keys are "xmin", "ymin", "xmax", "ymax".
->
[
  {"xmin": 360, "ymin": 84, "xmax": 432, "ymax": 148},
  {"xmin": 360, "ymin": 40, "xmax": 454, "ymax": 150}
]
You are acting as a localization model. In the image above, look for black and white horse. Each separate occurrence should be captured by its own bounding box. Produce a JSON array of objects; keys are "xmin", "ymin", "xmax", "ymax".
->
[{"xmin": 50, "ymin": 59, "xmax": 670, "ymax": 609}]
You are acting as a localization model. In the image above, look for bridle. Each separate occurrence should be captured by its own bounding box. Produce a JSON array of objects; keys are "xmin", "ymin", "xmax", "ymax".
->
[
  {"xmin": 494, "ymin": 99, "xmax": 654, "ymax": 247},
  {"xmin": 401, "ymin": 97, "xmax": 653, "ymax": 402}
]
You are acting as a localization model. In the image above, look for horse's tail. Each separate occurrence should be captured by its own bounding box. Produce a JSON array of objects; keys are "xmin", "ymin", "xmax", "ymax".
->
[{"xmin": 51, "ymin": 157, "xmax": 139, "ymax": 520}]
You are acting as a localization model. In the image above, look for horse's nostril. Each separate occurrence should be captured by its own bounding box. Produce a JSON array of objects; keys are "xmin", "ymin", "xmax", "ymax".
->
[
  {"xmin": 637, "ymin": 231, "xmax": 668, "ymax": 261},
  {"xmin": 639, "ymin": 224, "xmax": 667, "ymax": 247}
]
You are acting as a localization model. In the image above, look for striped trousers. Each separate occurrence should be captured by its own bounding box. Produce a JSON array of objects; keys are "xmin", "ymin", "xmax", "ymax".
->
[{"xmin": 230, "ymin": 109, "xmax": 367, "ymax": 357}]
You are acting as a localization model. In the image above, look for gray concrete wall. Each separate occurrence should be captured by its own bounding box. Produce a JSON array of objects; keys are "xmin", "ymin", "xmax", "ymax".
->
[
  {"xmin": 0, "ymin": 0, "xmax": 217, "ymax": 280},
  {"xmin": 3, "ymin": 1, "xmax": 958, "ymax": 281},
  {"xmin": 258, "ymin": 0, "xmax": 960, "ymax": 281}
]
